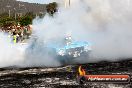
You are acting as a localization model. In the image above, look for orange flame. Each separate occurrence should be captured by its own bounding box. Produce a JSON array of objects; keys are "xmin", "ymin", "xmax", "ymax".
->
[{"xmin": 78, "ymin": 66, "xmax": 86, "ymax": 76}]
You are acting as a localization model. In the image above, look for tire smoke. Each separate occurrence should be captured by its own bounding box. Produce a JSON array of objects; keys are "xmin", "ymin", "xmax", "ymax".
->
[{"xmin": 0, "ymin": 0, "xmax": 132, "ymax": 67}]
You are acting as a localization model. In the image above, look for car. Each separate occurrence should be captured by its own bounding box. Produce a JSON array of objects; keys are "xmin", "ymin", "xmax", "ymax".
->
[{"xmin": 26, "ymin": 35, "xmax": 92, "ymax": 65}]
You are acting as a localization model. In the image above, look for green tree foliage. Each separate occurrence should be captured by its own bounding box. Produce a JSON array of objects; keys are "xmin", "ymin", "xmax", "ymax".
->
[
  {"xmin": 0, "ymin": 13, "xmax": 33, "ymax": 27},
  {"xmin": 46, "ymin": 2, "xmax": 58, "ymax": 16},
  {"xmin": 0, "ymin": 16, "xmax": 15, "ymax": 27},
  {"xmin": 0, "ymin": 13, "xmax": 9, "ymax": 18},
  {"xmin": 19, "ymin": 16, "xmax": 32, "ymax": 26}
]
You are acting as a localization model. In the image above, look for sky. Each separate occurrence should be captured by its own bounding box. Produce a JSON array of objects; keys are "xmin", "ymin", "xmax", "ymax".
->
[{"xmin": 17, "ymin": 0, "xmax": 55, "ymax": 4}]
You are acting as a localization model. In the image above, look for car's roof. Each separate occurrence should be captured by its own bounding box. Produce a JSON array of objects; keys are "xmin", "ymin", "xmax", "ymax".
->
[{"xmin": 47, "ymin": 41, "xmax": 91, "ymax": 50}]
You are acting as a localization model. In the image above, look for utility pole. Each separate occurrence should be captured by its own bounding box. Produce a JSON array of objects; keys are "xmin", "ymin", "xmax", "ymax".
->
[
  {"xmin": 36, "ymin": 13, "xmax": 38, "ymax": 17},
  {"xmin": 18, "ymin": 3, "xmax": 25, "ymax": 17},
  {"xmin": 65, "ymin": 0, "xmax": 70, "ymax": 8},
  {"xmin": 14, "ymin": 8, "xmax": 17, "ymax": 20},
  {"xmin": 6, "ymin": 5, "xmax": 11, "ymax": 17},
  {"xmin": 9, "ymin": 10, "xmax": 11, "ymax": 17},
  {"xmin": 15, "ymin": 13, "xmax": 16, "ymax": 20}
]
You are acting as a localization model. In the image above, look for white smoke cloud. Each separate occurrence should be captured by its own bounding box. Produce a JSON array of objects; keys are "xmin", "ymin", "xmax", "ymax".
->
[
  {"xmin": 82, "ymin": 0, "xmax": 132, "ymax": 60},
  {"xmin": 32, "ymin": 0, "xmax": 132, "ymax": 62},
  {"xmin": 0, "ymin": 33, "xmax": 24, "ymax": 67},
  {"xmin": 0, "ymin": 0, "xmax": 132, "ymax": 67}
]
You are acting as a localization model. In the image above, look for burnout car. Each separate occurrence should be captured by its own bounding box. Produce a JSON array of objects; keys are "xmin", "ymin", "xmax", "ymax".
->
[{"xmin": 27, "ymin": 35, "xmax": 92, "ymax": 65}]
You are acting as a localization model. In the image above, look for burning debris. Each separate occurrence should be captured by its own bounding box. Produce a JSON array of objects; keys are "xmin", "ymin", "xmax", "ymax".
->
[{"xmin": 78, "ymin": 66, "xmax": 86, "ymax": 76}]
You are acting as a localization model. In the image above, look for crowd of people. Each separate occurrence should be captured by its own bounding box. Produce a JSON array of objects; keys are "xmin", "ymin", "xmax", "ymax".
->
[{"xmin": 0, "ymin": 23, "xmax": 32, "ymax": 43}]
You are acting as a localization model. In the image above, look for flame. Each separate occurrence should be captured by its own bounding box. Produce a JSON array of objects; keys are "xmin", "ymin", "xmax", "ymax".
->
[{"xmin": 78, "ymin": 66, "xmax": 86, "ymax": 76}]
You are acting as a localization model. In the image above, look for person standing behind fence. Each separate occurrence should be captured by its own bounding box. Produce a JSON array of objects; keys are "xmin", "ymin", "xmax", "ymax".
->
[
  {"xmin": 13, "ymin": 35, "xmax": 17, "ymax": 43},
  {"xmin": 12, "ymin": 32, "xmax": 17, "ymax": 44}
]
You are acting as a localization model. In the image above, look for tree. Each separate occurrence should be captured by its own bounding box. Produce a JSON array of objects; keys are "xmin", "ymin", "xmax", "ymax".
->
[
  {"xmin": 0, "ymin": 16, "xmax": 15, "ymax": 27},
  {"xmin": 19, "ymin": 16, "xmax": 32, "ymax": 26},
  {"xmin": 46, "ymin": 2, "xmax": 58, "ymax": 16}
]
